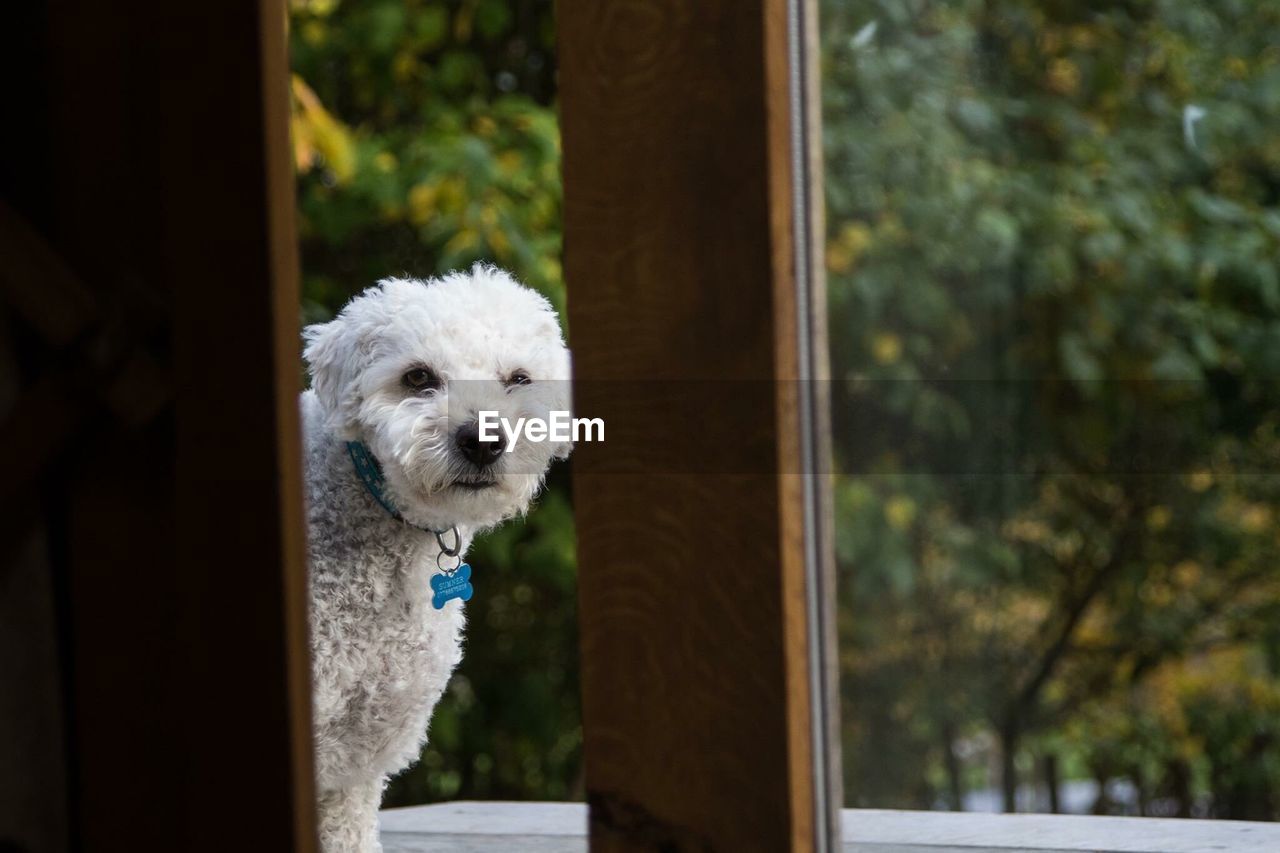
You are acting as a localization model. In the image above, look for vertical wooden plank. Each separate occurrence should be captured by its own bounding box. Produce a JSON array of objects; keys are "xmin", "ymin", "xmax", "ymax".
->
[
  {"xmin": 559, "ymin": 1, "xmax": 832, "ymax": 850},
  {"xmin": 161, "ymin": 1, "xmax": 315, "ymax": 848},
  {"xmin": 0, "ymin": 1, "xmax": 315, "ymax": 850},
  {"xmin": 766, "ymin": 0, "xmax": 844, "ymax": 848},
  {"xmin": 260, "ymin": 3, "xmax": 320, "ymax": 847}
]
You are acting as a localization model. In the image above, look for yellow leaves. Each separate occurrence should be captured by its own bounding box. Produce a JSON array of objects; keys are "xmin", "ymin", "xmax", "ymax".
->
[
  {"xmin": 373, "ymin": 151, "xmax": 398, "ymax": 173},
  {"xmin": 969, "ymin": 605, "xmax": 997, "ymax": 634},
  {"xmin": 1008, "ymin": 595, "xmax": 1051, "ymax": 628},
  {"xmin": 407, "ymin": 183, "xmax": 437, "ymax": 225},
  {"xmin": 826, "ymin": 221, "xmax": 872, "ymax": 274},
  {"xmin": 1187, "ymin": 469, "xmax": 1214, "ymax": 492},
  {"xmin": 876, "ymin": 212, "xmax": 907, "ymax": 245},
  {"xmin": 1172, "ymin": 560, "xmax": 1201, "ymax": 588},
  {"xmin": 1168, "ymin": 647, "xmax": 1280, "ymax": 711},
  {"xmin": 539, "ymin": 257, "xmax": 562, "ymax": 286},
  {"xmin": 478, "ymin": 199, "xmax": 514, "ymax": 259},
  {"xmin": 1005, "ymin": 516, "xmax": 1052, "ymax": 544},
  {"xmin": 525, "ymin": 191, "xmax": 557, "ymax": 231},
  {"xmin": 1140, "ymin": 581, "xmax": 1174, "ymax": 608},
  {"xmin": 409, "ymin": 176, "xmax": 466, "ymax": 228},
  {"xmin": 392, "ymin": 51, "xmax": 420, "ymax": 84},
  {"xmin": 1068, "ymin": 25, "xmax": 1097, "ymax": 51},
  {"xmin": 1067, "ymin": 199, "xmax": 1106, "ymax": 233},
  {"xmin": 497, "ymin": 150, "xmax": 523, "ymax": 176},
  {"xmin": 473, "ymin": 115, "xmax": 498, "ymax": 138},
  {"xmin": 964, "ymin": 590, "xmax": 1048, "ymax": 644},
  {"xmin": 290, "ymin": 75, "xmax": 356, "ymax": 184},
  {"xmin": 300, "ymin": 21, "xmax": 327, "ymax": 46},
  {"xmin": 453, "ymin": 0, "xmax": 475, "ymax": 42},
  {"xmin": 1074, "ymin": 603, "xmax": 1111, "ymax": 649},
  {"xmin": 884, "ymin": 495, "xmax": 917, "ymax": 531},
  {"xmin": 444, "ymin": 229, "xmax": 479, "ymax": 257},
  {"xmin": 1146, "ymin": 505, "xmax": 1172, "ymax": 531},
  {"xmin": 1051, "ymin": 530, "xmax": 1083, "ymax": 563},
  {"xmin": 839, "ymin": 219, "xmax": 870, "ymax": 252},
  {"xmin": 1218, "ymin": 498, "xmax": 1273, "ymax": 534},
  {"xmin": 291, "ymin": 0, "xmax": 337, "ymax": 15},
  {"xmin": 1239, "ymin": 503, "xmax": 1272, "ymax": 533},
  {"xmin": 1145, "ymin": 47, "xmax": 1167, "ymax": 76},
  {"xmin": 1046, "ymin": 58, "xmax": 1081, "ymax": 96},
  {"xmin": 871, "ymin": 332, "xmax": 902, "ymax": 365},
  {"xmin": 1003, "ymin": 515, "xmax": 1082, "ymax": 563},
  {"xmin": 1226, "ymin": 57, "xmax": 1248, "ymax": 79},
  {"xmin": 487, "ymin": 228, "xmax": 511, "ymax": 260}
]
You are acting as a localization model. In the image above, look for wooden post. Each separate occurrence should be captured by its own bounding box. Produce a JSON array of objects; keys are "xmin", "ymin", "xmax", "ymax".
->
[
  {"xmin": 0, "ymin": 2, "xmax": 315, "ymax": 851},
  {"xmin": 559, "ymin": 1, "xmax": 838, "ymax": 850}
]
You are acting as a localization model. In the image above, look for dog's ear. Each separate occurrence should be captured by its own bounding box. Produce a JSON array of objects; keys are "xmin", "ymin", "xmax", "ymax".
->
[{"xmin": 303, "ymin": 316, "xmax": 364, "ymax": 439}]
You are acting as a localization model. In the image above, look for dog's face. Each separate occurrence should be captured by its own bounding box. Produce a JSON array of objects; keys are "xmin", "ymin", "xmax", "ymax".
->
[{"xmin": 303, "ymin": 265, "xmax": 571, "ymax": 531}]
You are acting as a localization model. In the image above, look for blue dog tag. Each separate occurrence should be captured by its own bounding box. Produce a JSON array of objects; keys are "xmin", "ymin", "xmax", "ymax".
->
[{"xmin": 430, "ymin": 563, "xmax": 473, "ymax": 610}]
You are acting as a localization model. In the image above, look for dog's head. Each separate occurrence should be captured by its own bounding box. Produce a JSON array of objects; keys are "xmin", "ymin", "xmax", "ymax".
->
[{"xmin": 303, "ymin": 264, "xmax": 571, "ymax": 531}]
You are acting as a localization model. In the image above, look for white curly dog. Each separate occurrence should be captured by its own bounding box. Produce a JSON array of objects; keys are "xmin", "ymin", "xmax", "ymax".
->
[{"xmin": 300, "ymin": 265, "xmax": 571, "ymax": 852}]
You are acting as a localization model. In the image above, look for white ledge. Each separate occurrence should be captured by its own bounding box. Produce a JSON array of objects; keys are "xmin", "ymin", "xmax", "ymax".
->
[{"xmin": 380, "ymin": 801, "xmax": 1280, "ymax": 852}]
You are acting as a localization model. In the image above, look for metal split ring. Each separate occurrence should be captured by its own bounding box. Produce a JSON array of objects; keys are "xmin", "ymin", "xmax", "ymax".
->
[
  {"xmin": 436, "ymin": 548, "xmax": 462, "ymax": 574},
  {"xmin": 434, "ymin": 525, "xmax": 461, "ymax": 557}
]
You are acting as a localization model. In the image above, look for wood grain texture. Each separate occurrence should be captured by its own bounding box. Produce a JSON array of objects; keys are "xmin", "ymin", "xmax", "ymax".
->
[
  {"xmin": 260, "ymin": 2, "xmax": 320, "ymax": 846},
  {"xmin": 767, "ymin": 0, "xmax": 844, "ymax": 846},
  {"xmin": 0, "ymin": 2, "xmax": 315, "ymax": 851},
  {"xmin": 559, "ymin": 2, "xmax": 823, "ymax": 850},
  {"xmin": 762, "ymin": 0, "xmax": 818, "ymax": 848}
]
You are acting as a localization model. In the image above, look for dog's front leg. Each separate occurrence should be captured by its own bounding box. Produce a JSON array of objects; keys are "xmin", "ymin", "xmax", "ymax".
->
[{"xmin": 317, "ymin": 779, "xmax": 384, "ymax": 853}]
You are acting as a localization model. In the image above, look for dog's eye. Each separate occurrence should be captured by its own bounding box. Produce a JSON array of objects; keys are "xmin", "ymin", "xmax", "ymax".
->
[
  {"xmin": 402, "ymin": 367, "xmax": 442, "ymax": 393},
  {"xmin": 504, "ymin": 370, "xmax": 532, "ymax": 388}
]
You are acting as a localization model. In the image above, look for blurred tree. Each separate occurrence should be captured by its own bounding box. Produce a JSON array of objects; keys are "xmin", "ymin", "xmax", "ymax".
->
[
  {"xmin": 288, "ymin": 0, "xmax": 580, "ymax": 805},
  {"xmin": 823, "ymin": 0, "xmax": 1280, "ymax": 817}
]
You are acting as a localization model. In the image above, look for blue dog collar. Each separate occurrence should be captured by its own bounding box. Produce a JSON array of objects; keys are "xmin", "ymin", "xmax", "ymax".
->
[{"xmin": 346, "ymin": 441, "xmax": 462, "ymax": 557}]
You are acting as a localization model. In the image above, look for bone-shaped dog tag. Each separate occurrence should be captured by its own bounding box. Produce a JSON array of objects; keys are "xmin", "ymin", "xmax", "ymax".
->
[{"xmin": 430, "ymin": 563, "xmax": 473, "ymax": 610}]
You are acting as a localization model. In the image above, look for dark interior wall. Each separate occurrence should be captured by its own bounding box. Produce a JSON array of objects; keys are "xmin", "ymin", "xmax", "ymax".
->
[
  {"xmin": 1, "ymin": 7, "xmax": 69, "ymax": 852},
  {"xmin": 0, "ymin": 531, "xmax": 68, "ymax": 853}
]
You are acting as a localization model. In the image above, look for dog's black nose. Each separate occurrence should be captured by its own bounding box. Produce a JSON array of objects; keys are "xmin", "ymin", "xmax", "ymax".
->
[{"xmin": 455, "ymin": 421, "xmax": 504, "ymax": 468}]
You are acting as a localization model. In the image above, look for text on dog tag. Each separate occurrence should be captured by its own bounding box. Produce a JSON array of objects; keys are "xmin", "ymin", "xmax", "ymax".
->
[{"xmin": 430, "ymin": 563, "xmax": 474, "ymax": 610}]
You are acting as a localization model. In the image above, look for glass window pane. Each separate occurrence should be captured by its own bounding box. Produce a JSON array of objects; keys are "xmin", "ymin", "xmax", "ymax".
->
[{"xmin": 821, "ymin": 0, "xmax": 1280, "ymax": 820}]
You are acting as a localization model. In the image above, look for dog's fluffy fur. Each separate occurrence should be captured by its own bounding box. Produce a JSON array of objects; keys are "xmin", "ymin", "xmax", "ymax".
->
[{"xmin": 301, "ymin": 265, "xmax": 570, "ymax": 852}]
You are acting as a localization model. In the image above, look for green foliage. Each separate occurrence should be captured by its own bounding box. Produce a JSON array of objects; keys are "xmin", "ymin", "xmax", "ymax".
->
[
  {"xmin": 290, "ymin": 0, "xmax": 563, "ymax": 321},
  {"xmin": 823, "ymin": 0, "xmax": 1280, "ymax": 816},
  {"xmin": 288, "ymin": 0, "xmax": 578, "ymax": 805}
]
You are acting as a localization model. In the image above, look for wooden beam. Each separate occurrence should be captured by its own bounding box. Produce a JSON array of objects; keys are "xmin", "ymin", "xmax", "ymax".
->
[
  {"xmin": 559, "ymin": 1, "xmax": 835, "ymax": 850},
  {"xmin": 0, "ymin": 2, "xmax": 315, "ymax": 851}
]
